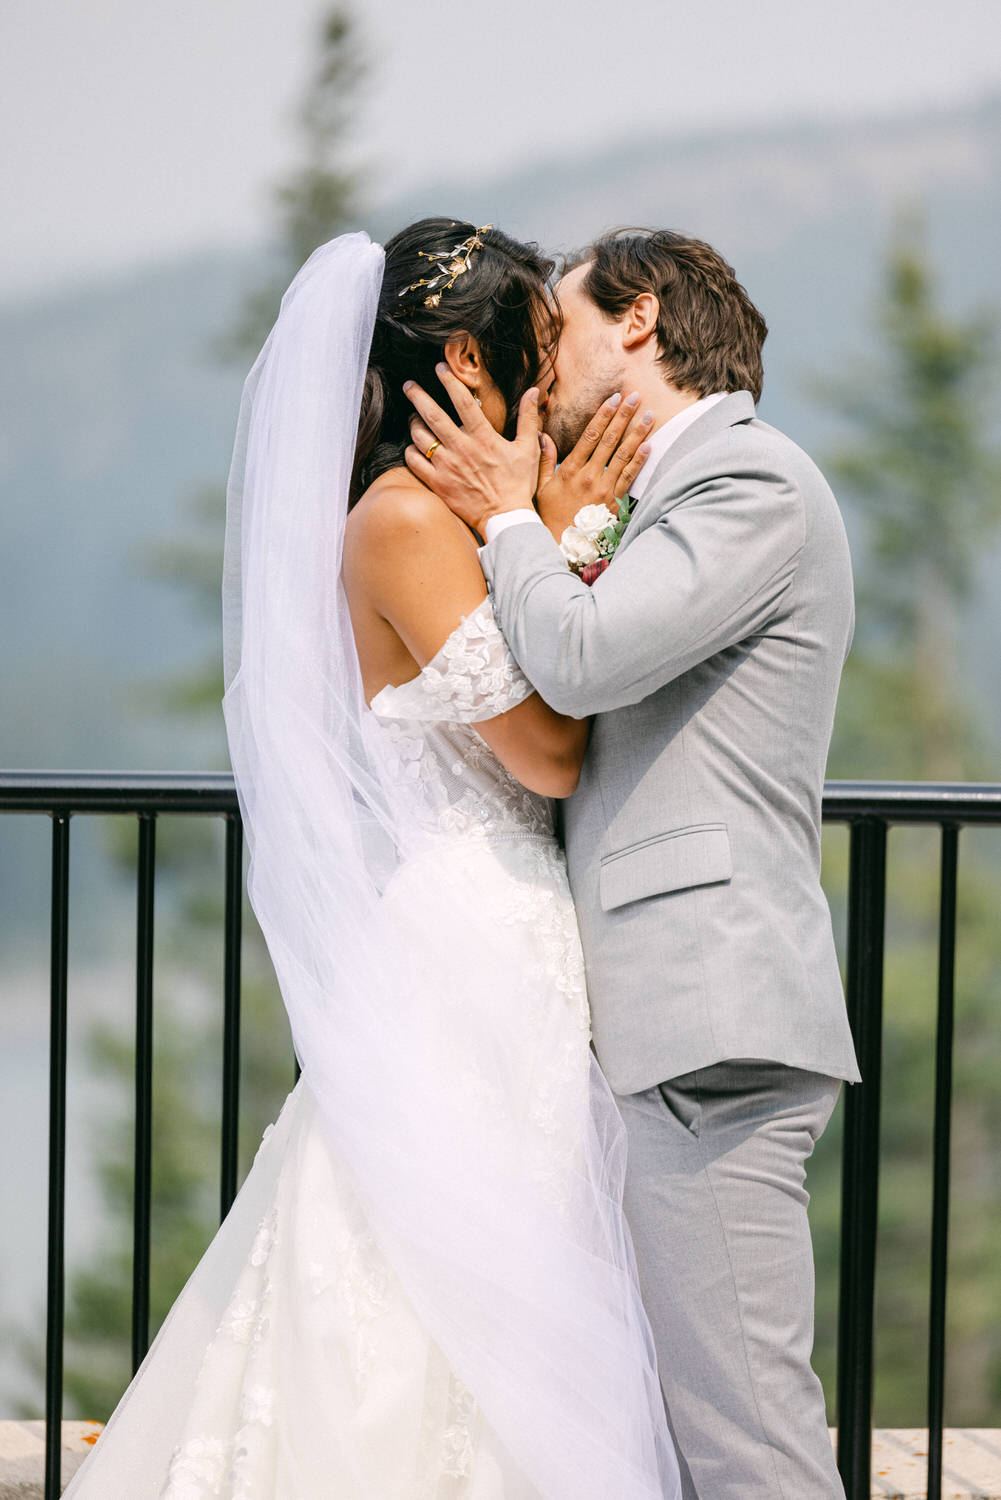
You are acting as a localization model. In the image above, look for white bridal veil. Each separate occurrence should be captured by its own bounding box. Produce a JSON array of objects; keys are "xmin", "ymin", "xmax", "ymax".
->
[{"xmin": 221, "ymin": 232, "xmax": 679, "ymax": 1499}]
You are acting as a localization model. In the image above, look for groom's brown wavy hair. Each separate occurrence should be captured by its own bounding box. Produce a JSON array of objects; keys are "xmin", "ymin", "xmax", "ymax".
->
[{"xmin": 571, "ymin": 229, "xmax": 767, "ymax": 403}]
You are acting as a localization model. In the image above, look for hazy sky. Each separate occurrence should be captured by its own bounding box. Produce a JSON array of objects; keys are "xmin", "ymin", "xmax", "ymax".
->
[{"xmin": 4, "ymin": 0, "xmax": 1001, "ymax": 299}]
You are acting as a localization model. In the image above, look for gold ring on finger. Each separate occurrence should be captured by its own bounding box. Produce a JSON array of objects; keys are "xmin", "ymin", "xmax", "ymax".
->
[{"xmin": 425, "ymin": 440, "xmax": 441, "ymax": 461}]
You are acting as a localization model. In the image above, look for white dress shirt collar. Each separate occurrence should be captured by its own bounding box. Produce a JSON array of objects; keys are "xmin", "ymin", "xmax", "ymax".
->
[{"xmin": 629, "ymin": 392, "xmax": 729, "ymax": 502}]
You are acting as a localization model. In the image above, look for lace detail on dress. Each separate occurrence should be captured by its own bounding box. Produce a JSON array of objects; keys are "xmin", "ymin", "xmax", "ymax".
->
[
  {"xmin": 369, "ymin": 597, "xmax": 554, "ymax": 845},
  {"xmin": 493, "ymin": 839, "xmax": 592, "ymax": 1211},
  {"xmin": 332, "ymin": 1222, "xmax": 391, "ymax": 1388},
  {"xmin": 162, "ymin": 1437, "xmax": 228, "ymax": 1500},
  {"xmin": 371, "ymin": 598, "xmax": 534, "ymax": 724},
  {"xmin": 440, "ymin": 1377, "xmax": 478, "ymax": 1482},
  {"xmin": 162, "ymin": 1197, "xmax": 281, "ymax": 1498},
  {"xmin": 415, "ymin": 1347, "xmax": 482, "ymax": 1500}
]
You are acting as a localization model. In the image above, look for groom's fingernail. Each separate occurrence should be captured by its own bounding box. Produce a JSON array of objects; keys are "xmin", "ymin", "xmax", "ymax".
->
[{"xmin": 608, "ymin": 392, "xmax": 622, "ymax": 408}]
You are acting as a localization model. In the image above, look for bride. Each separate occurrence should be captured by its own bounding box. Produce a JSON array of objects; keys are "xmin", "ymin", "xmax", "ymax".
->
[{"xmin": 65, "ymin": 221, "xmax": 680, "ymax": 1499}]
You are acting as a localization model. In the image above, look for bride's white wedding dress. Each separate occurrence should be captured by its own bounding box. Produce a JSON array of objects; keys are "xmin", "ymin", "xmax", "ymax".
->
[
  {"xmin": 67, "ymin": 598, "xmax": 677, "ymax": 1499},
  {"xmin": 68, "ymin": 233, "xmax": 678, "ymax": 1498}
]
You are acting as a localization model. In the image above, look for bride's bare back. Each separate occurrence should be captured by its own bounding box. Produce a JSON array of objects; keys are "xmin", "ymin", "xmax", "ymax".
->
[{"xmin": 343, "ymin": 468, "xmax": 483, "ymax": 700}]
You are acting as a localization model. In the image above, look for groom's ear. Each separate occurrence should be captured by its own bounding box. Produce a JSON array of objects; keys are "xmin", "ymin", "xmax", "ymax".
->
[{"xmin": 621, "ymin": 292, "xmax": 660, "ymax": 352}]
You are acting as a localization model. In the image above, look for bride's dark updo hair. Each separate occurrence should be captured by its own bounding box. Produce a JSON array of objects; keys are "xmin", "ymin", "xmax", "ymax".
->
[{"xmin": 351, "ymin": 218, "xmax": 558, "ymax": 503}]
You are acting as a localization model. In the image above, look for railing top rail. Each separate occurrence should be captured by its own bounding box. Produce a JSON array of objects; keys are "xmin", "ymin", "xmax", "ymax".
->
[
  {"xmin": 0, "ymin": 771, "xmax": 239, "ymax": 815},
  {"xmin": 1, "ymin": 772, "xmax": 999, "ymax": 822},
  {"xmin": 822, "ymin": 780, "xmax": 1001, "ymax": 824}
]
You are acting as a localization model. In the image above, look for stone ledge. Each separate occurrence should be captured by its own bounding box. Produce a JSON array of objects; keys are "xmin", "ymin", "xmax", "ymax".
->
[
  {"xmin": 0, "ymin": 1422, "xmax": 101, "ymax": 1498},
  {"xmin": 1, "ymin": 1421, "xmax": 998, "ymax": 1496},
  {"xmin": 859, "ymin": 1428, "xmax": 1001, "ymax": 1500}
]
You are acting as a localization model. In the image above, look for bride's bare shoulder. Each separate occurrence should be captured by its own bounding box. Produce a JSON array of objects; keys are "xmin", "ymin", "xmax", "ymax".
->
[
  {"xmin": 348, "ymin": 470, "xmax": 464, "ymax": 544},
  {"xmin": 344, "ymin": 470, "xmax": 477, "ymax": 584}
]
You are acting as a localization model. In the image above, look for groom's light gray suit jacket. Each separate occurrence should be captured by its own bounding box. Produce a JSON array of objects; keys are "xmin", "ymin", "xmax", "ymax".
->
[{"xmin": 482, "ymin": 391, "xmax": 861, "ymax": 1096}]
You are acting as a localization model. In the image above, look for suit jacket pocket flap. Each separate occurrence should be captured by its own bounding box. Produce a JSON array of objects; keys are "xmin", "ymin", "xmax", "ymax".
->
[{"xmin": 599, "ymin": 824, "xmax": 732, "ymax": 912}]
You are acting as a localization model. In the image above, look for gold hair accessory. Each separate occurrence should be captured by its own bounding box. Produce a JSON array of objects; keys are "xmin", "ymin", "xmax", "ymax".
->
[
  {"xmin": 425, "ymin": 439, "xmax": 441, "ymax": 461},
  {"xmin": 399, "ymin": 225, "xmax": 493, "ymax": 310}
]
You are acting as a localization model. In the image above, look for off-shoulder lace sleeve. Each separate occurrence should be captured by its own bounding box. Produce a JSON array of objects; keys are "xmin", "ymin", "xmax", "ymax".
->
[{"xmin": 369, "ymin": 597, "xmax": 535, "ymax": 724}]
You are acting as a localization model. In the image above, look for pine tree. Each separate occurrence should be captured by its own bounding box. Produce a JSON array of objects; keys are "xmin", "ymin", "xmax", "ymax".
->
[
  {"xmin": 821, "ymin": 213, "xmax": 1001, "ymax": 781},
  {"xmin": 222, "ymin": 7, "xmax": 365, "ymax": 364},
  {"xmin": 809, "ymin": 216, "xmax": 1001, "ymax": 1427}
]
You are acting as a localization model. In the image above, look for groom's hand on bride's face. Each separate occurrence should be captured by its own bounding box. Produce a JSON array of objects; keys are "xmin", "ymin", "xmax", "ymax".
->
[{"xmin": 403, "ymin": 365, "xmax": 543, "ymax": 534}]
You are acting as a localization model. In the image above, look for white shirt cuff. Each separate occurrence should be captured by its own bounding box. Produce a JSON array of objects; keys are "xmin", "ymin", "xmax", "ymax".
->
[{"xmin": 483, "ymin": 510, "xmax": 545, "ymax": 544}]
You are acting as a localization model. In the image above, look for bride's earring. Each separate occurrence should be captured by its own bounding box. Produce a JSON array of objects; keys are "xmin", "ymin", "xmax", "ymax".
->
[{"xmin": 472, "ymin": 391, "xmax": 482, "ymax": 406}]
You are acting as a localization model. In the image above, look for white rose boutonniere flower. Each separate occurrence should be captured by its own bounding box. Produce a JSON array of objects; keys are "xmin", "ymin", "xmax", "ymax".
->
[
  {"xmin": 558, "ymin": 495, "xmax": 634, "ymax": 583},
  {"xmin": 572, "ymin": 503, "xmax": 617, "ymax": 538},
  {"xmin": 559, "ymin": 525, "xmax": 602, "ymax": 567}
]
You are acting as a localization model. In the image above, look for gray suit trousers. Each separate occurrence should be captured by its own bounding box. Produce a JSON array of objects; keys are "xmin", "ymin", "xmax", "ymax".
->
[{"xmin": 616, "ymin": 1060, "xmax": 845, "ymax": 1499}]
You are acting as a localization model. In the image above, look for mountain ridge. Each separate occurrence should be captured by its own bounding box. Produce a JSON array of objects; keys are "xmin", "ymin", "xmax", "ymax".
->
[{"xmin": 2, "ymin": 93, "xmax": 999, "ymax": 941}]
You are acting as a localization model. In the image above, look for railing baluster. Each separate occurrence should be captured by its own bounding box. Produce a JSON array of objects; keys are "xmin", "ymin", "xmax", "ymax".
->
[
  {"xmin": 837, "ymin": 816, "xmax": 887, "ymax": 1500},
  {"xmin": 220, "ymin": 813, "xmax": 243, "ymax": 1221},
  {"xmin": 45, "ymin": 813, "xmax": 70, "ymax": 1500},
  {"xmin": 927, "ymin": 823, "xmax": 959, "ymax": 1498},
  {"xmin": 131, "ymin": 813, "xmax": 156, "ymax": 1372}
]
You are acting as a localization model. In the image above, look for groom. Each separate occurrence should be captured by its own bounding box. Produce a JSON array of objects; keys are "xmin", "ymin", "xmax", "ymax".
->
[{"xmin": 405, "ymin": 228, "xmax": 859, "ymax": 1498}]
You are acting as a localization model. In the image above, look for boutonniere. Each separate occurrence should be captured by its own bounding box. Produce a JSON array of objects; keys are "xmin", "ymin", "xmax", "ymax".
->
[{"xmin": 559, "ymin": 497, "xmax": 634, "ymax": 585}]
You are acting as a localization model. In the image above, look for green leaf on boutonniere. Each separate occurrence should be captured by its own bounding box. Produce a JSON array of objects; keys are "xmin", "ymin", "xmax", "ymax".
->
[{"xmin": 602, "ymin": 494, "xmax": 633, "ymax": 553}]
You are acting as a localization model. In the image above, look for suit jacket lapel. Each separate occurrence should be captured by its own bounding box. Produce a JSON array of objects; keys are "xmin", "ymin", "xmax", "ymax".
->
[{"xmin": 618, "ymin": 390, "xmax": 757, "ymax": 554}]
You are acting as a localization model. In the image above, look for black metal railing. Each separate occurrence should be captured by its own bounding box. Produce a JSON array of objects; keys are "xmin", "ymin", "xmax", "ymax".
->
[
  {"xmin": 823, "ymin": 781, "xmax": 1001, "ymax": 1498},
  {"xmin": 1, "ymin": 771, "xmax": 1000, "ymax": 1500},
  {"xmin": 0, "ymin": 773, "xmax": 241, "ymax": 1500}
]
